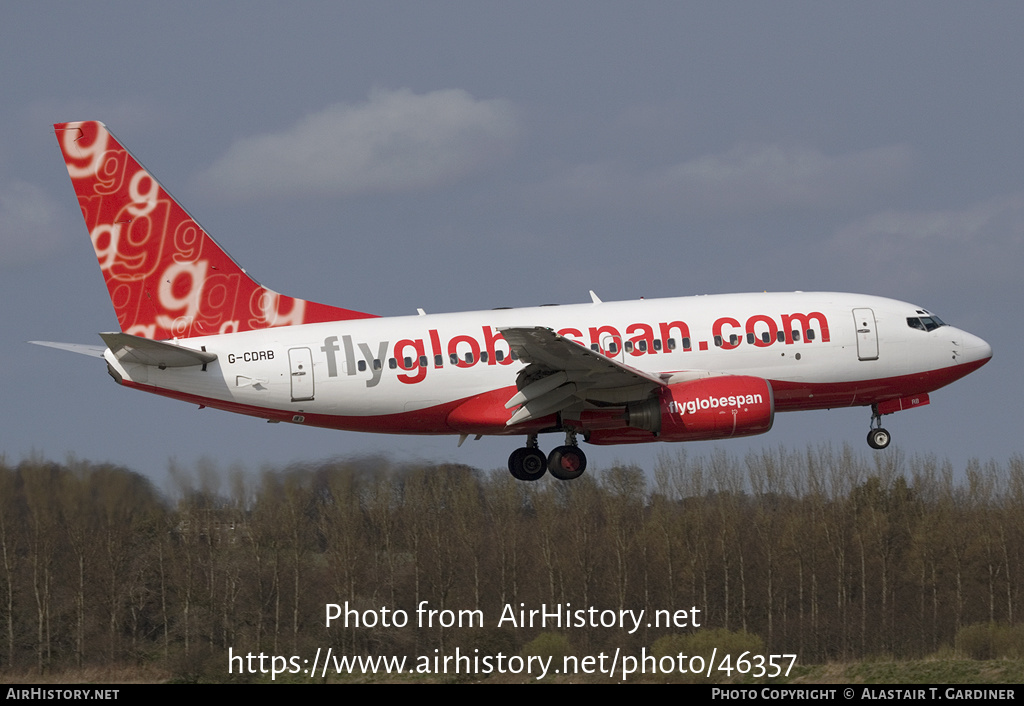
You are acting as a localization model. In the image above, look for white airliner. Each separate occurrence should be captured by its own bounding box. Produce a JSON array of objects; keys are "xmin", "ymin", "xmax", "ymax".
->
[{"xmin": 36, "ymin": 121, "xmax": 992, "ymax": 481}]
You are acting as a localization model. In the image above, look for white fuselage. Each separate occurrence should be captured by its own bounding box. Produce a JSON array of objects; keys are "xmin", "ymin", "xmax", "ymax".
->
[{"xmin": 104, "ymin": 291, "xmax": 991, "ymax": 439}]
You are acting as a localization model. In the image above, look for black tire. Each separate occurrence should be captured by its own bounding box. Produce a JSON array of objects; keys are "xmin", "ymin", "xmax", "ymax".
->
[
  {"xmin": 547, "ymin": 445, "xmax": 587, "ymax": 480},
  {"xmin": 867, "ymin": 428, "xmax": 891, "ymax": 450},
  {"xmin": 508, "ymin": 447, "xmax": 548, "ymax": 481}
]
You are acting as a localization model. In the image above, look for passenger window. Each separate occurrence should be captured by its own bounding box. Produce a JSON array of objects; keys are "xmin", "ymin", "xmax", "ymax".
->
[
  {"xmin": 806, "ymin": 330, "xmax": 815, "ymax": 341},
  {"xmin": 608, "ymin": 342, "xmax": 618, "ymax": 354},
  {"xmin": 388, "ymin": 358, "xmax": 397, "ymax": 369},
  {"xmin": 403, "ymin": 356, "xmax": 412, "ymax": 368},
  {"xmin": 419, "ymin": 355, "xmax": 429, "ymax": 367},
  {"xmin": 480, "ymin": 351, "xmax": 489, "ymax": 363},
  {"xmin": 730, "ymin": 334, "xmax": 739, "ymax": 346},
  {"xmin": 434, "ymin": 354, "xmax": 444, "ymax": 366},
  {"xmin": 624, "ymin": 341, "xmax": 633, "ymax": 352},
  {"xmin": 792, "ymin": 330, "xmax": 800, "ymax": 341},
  {"xmin": 450, "ymin": 353, "xmax": 459, "ymax": 365},
  {"xmin": 747, "ymin": 333, "xmax": 755, "ymax": 344},
  {"xmin": 373, "ymin": 359, "xmax": 382, "ymax": 370},
  {"xmin": 714, "ymin": 335, "xmax": 723, "ymax": 347},
  {"xmin": 495, "ymin": 350, "xmax": 504, "ymax": 362},
  {"xmin": 653, "ymin": 339, "xmax": 662, "ymax": 351},
  {"xmin": 682, "ymin": 337, "xmax": 691, "ymax": 350},
  {"xmin": 638, "ymin": 340, "xmax": 647, "ymax": 351},
  {"xmin": 667, "ymin": 338, "xmax": 676, "ymax": 350},
  {"xmin": 358, "ymin": 360, "xmax": 367, "ymax": 372},
  {"xmin": 464, "ymin": 352, "xmax": 474, "ymax": 364},
  {"xmin": 591, "ymin": 343, "xmax": 600, "ymax": 352},
  {"xmin": 510, "ymin": 351, "xmax": 519, "ymax": 361}
]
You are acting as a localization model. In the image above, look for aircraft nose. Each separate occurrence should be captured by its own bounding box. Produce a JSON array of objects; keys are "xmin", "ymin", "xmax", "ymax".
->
[{"xmin": 961, "ymin": 331, "xmax": 992, "ymax": 365}]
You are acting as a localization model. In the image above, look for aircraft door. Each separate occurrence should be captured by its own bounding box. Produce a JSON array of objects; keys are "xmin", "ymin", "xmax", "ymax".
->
[
  {"xmin": 853, "ymin": 308, "xmax": 879, "ymax": 361},
  {"xmin": 288, "ymin": 347, "xmax": 315, "ymax": 401},
  {"xmin": 600, "ymin": 332, "xmax": 625, "ymax": 362}
]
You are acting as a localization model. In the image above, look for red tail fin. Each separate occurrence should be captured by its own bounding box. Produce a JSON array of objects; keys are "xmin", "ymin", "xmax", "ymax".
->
[{"xmin": 54, "ymin": 121, "xmax": 375, "ymax": 339}]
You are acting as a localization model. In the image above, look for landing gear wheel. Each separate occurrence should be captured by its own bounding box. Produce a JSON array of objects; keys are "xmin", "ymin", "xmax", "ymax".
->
[
  {"xmin": 508, "ymin": 447, "xmax": 548, "ymax": 481},
  {"xmin": 867, "ymin": 428, "xmax": 891, "ymax": 450},
  {"xmin": 548, "ymin": 445, "xmax": 587, "ymax": 481}
]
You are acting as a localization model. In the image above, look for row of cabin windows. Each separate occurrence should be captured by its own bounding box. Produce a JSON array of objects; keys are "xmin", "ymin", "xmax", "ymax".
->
[
  {"xmin": 592, "ymin": 337, "xmax": 682, "ymax": 354},
  {"xmin": 358, "ymin": 349, "xmax": 518, "ymax": 372},
  {"xmin": 356, "ymin": 328, "xmax": 820, "ymax": 371},
  {"xmin": 712, "ymin": 329, "xmax": 816, "ymax": 347},
  {"xmin": 593, "ymin": 329, "xmax": 817, "ymax": 355}
]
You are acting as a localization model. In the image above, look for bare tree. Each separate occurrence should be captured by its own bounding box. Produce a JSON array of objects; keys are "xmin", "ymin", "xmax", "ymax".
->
[
  {"xmin": 0, "ymin": 460, "xmax": 20, "ymax": 669},
  {"xmin": 21, "ymin": 460, "xmax": 65, "ymax": 674}
]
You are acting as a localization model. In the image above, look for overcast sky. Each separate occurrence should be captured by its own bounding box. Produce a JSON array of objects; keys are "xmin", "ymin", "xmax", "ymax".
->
[{"xmin": 2, "ymin": 2, "xmax": 1020, "ymax": 485}]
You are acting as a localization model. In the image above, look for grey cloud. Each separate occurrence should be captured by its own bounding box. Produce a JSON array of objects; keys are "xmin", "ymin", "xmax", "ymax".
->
[
  {"xmin": 830, "ymin": 193, "xmax": 1024, "ymax": 291},
  {"xmin": 197, "ymin": 89, "xmax": 519, "ymax": 198},
  {"xmin": 834, "ymin": 194, "xmax": 1024, "ymax": 245},
  {"xmin": 0, "ymin": 180, "xmax": 68, "ymax": 268},
  {"xmin": 541, "ymin": 143, "xmax": 913, "ymax": 216}
]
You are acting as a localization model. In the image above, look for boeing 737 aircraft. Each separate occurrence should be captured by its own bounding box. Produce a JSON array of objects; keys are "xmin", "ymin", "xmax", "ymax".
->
[{"xmin": 36, "ymin": 121, "xmax": 992, "ymax": 481}]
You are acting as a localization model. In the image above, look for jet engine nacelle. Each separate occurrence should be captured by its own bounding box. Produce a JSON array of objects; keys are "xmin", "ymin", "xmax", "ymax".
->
[{"xmin": 626, "ymin": 375, "xmax": 775, "ymax": 441}]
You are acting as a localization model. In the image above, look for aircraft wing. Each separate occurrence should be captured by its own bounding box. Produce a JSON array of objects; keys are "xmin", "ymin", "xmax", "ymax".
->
[{"xmin": 499, "ymin": 326, "xmax": 666, "ymax": 425}]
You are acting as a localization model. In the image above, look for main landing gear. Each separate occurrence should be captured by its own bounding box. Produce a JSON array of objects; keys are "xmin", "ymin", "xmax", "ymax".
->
[
  {"xmin": 508, "ymin": 436, "xmax": 547, "ymax": 482},
  {"xmin": 508, "ymin": 431, "xmax": 588, "ymax": 481},
  {"xmin": 866, "ymin": 405, "xmax": 891, "ymax": 450}
]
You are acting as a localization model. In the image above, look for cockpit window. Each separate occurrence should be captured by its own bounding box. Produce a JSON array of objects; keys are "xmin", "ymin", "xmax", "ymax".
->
[{"xmin": 907, "ymin": 316, "xmax": 946, "ymax": 332}]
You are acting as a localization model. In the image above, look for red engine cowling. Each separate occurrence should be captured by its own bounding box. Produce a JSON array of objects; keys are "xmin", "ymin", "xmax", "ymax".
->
[{"xmin": 624, "ymin": 375, "xmax": 774, "ymax": 442}]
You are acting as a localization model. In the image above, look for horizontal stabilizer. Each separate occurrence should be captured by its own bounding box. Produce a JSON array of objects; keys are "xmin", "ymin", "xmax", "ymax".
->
[
  {"xmin": 98, "ymin": 332, "xmax": 217, "ymax": 368},
  {"xmin": 29, "ymin": 341, "xmax": 107, "ymax": 358}
]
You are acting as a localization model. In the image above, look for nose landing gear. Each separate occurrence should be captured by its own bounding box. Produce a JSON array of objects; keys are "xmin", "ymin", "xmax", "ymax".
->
[{"xmin": 866, "ymin": 405, "xmax": 891, "ymax": 450}]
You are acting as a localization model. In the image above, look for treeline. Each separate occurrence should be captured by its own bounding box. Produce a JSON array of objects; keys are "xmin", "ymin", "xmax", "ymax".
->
[{"xmin": 0, "ymin": 447, "xmax": 1022, "ymax": 677}]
